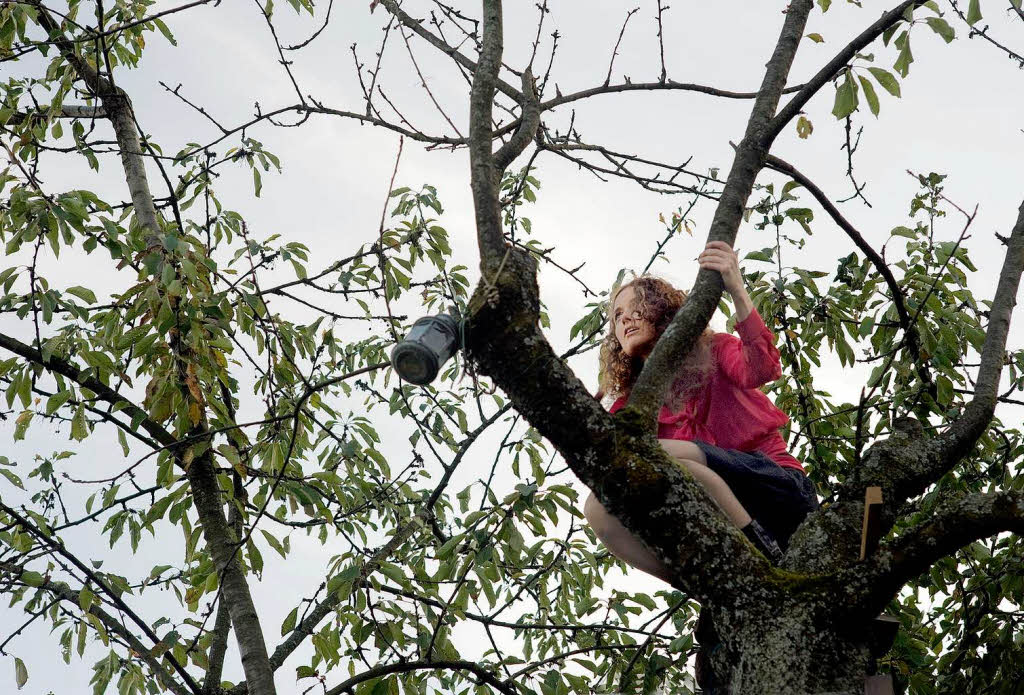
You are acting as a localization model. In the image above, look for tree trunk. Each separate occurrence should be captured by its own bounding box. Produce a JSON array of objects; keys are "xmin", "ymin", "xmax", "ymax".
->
[
  {"xmin": 187, "ymin": 454, "xmax": 277, "ymax": 695},
  {"xmin": 702, "ymin": 605, "xmax": 878, "ymax": 694}
]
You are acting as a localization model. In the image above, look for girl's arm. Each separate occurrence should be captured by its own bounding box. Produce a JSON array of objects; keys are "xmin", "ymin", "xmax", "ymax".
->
[
  {"xmin": 699, "ymin": 241, "xmax": 781, "ymax": 387},
  {"xmin": 698, "ymin": 240, "xmax": 751, "ymax": 318}
]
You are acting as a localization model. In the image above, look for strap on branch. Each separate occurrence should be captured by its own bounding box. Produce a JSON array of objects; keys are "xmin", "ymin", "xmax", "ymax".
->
[{"xmin": 859, "ymin": 486, "xmax": 884, "ymax": 560}]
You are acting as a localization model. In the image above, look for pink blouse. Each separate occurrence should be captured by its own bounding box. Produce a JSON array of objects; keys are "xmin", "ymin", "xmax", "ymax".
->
[{"xmin": 608, "ymin": 309, "xmax": 804, "ymax": 472}]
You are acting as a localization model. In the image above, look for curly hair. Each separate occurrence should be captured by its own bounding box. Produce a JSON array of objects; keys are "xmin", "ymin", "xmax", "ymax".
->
[{"xmin": 597, "ymin": 275, "xmax": 716, "ymax": 410}]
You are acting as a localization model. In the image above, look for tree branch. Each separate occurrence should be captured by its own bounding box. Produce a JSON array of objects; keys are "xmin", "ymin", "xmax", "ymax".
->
[
  {"xmin": 186, "ymin": 453, "xmax": 276, "ymax": 695},
  {"xmin": 24, "ymin": 0, "xmax": 163, "ymax": 246},
  {"xmin": 770, "ymin": 0, "xmax": 927, "ymax": 141},
  {"xmin": 0, "ymin": 331, "xmax": 176, "ymax": 448},
  {"xmin": 467, "ymin": 0, "xmax": 508, "ymax": 268},
  {"xmin": 628, "ymin": 0, "xmax": 814, "ymax": 419},
  {"xmin": 323, "ymin": 659, "xmax": 518, "ymax": 695},
  {"xmin": 6, "ymin": 104, "xmax": 106, "ymax": 125},
  {"xmin": 854, "ymin": 489, "xmax": 1024, "ymax": 614},
  {"xmin": 764, "ymin": 153, "xmax": 935, "ymax": 398},
  {"xmin": 493, "ymin": 68, "xmax": 540, "ymax": 171},
  {"xmin": 0, "ymin": 561, "xmax": 193, "ymax": 695},
  {"xmin": 0, "ymin": 503, "xmax": 202, "ymax": 694},
  {"xmin": 377, "ymin": 0, "xmax": 520, "ymax": 103},
  {"xmin": 934, "ymin": 197, "xmax": 1024, "ymax": 472},
  {"xmin": 843, "ymin": 197, "xmax": 1024, "ymax": 505}
]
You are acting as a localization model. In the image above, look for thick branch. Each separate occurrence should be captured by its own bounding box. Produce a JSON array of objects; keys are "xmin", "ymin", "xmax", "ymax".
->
[
  {"xmin": 323, "ymin": 659, "xmax": 517, "ymax": 695},
  {"xmin": 467, "ymin": 0, "xmax": 508, "ymax": 268},
  {"xmin": 628, "ymin": 0, "xmax": 814, "ymax": 418},
  {"xmin": 854, "ymin": 489, "xmax": 1024, "ymax": 614},
  {"xmin": 7, "ymin": 104, "xmax": 106, "ymax": 125},
  {"xmin": 936, "ymin": 198, "xmax": 1024, "ymax": 467},
  {"xmin": 204, "ymin": 497, "xmax": 242, "ymax": 690},
  {"xmin": 493, "ymin": 69, "xmax": 540, "ymax": 171},
  {"xmin": 27, "ymin": 0, "xmax": 163, "ymax": 245},
  {"xmin": 186, "ymin": 454, "xmax": 276, "ymax": 695}
]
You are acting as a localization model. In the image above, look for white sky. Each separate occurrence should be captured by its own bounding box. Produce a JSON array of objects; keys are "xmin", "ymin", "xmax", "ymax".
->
[{"xmin": 2, "ymin": 1, "xmax": 1023, "ymax": 693}]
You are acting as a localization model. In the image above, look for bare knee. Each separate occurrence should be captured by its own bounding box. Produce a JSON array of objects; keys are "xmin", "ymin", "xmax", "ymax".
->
[
  {"xmin": 583, "ymin": 491, "xmax": 609, "ymax": 533},
  {"xmin": 659, "ymin": 439, "xmax": 707, "ymax": 466}
]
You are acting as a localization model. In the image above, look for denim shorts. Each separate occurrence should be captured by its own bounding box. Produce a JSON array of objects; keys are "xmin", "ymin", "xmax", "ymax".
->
[{"xmin": 692, "ymin": 440, "xmax": 819, "ymax": 550}]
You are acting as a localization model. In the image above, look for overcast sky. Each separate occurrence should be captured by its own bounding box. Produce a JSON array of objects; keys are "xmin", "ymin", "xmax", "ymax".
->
[{"xmin": 3, "ymin": 1, "xmax": 1023, "ymax": 693}]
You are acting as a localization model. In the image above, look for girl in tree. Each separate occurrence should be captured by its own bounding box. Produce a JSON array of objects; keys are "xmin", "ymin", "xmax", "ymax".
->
[{"xmin": 583, "ymin": 241, "xmax": 818, "ymax": 580}]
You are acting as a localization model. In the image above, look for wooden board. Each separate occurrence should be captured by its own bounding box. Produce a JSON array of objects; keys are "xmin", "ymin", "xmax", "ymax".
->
[{"xmin": 860, "ymin": 486, "xmax": 883, "ymax": 560}]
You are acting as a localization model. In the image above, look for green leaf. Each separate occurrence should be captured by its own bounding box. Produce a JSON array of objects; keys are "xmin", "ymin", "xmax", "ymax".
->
[
  {"xmin": 71, "ymin": 405, "xmax": 89, "ymax": 441},
  {"xmin": 261, "ymin": 529, "xmax": 287, "ymax": 559},
  {"xmin": 282, "ymin": 607, "xmax": 298, "ymax": 636},
  {"xmin": 0, "ymin": 468, "xmax": 25, "ymax": 489},
  {"xmin": 21, "ymin": 571, "xmax": 44, "ymax": 587},
  {"xmin": 65, "ymin": 286, "xmax": 97, "ymax": 304},
  {"xmin": 745, "ymin": 249, "xmax": 774, "ymax": 263},
  {"xmin": 867, "ymin": 67, "xmax": 901, "ymax": 97},
  {"xmin": 966, "ymin": 0, "xmax": 982, "ymax": 24},
  {"xmin": 152, "ymin": 18, "xmax": 178, "ymax": 46},
  {"xmin": 831, "ymin": 71, "xmax": 859, "ymax": 119},
  {"xmin": 46, "ymin": 390, "xmax": 73, "ymax": 415},
  {"xmin": 818, "ymin": 0, "xmax": 832, "ymax": 10},
  {"xmin": 857, "ymin": 75, "xmax": 880, "ymax": 116},
  {"xmin": 15, "ymin": 657, "xmax": 28, "ymax": 690},
  {"xmin": 806, "ymin": 33, "xmax": 824, "ymax": 43},
  {"xmin": 894, "ymin": 36, "xmax": 914, "ymax": 77},
  {"xmin": 925, "ymin": 17, "xmax": 955, "ymax": 43}
]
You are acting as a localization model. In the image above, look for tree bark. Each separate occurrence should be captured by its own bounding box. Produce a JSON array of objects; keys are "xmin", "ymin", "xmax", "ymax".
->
[
  {"xmin": 26, "ymin": 4, "xmax": 278, "ymax": 692},
  {"xmin": 187, "ymin": 453, "xmax": 277, "ymax": 695}
]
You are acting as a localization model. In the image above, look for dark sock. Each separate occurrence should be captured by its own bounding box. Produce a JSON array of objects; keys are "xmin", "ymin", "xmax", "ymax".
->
[{"xmin": 741, "ymin": 519, "xmax": 784, "ymax": 565}]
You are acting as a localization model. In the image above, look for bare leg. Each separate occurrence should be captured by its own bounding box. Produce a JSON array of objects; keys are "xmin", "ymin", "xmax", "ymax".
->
[
  {"xmin": 584, "ymin": 492, "xmax": 673, "ymax": 582},
  {"xmin": 657, "ymin": 439, "xmax": 751, "ymax": 528},
  {"xmin": 582, "ymin": 439, "xmax": 753, "ymax": 582}
]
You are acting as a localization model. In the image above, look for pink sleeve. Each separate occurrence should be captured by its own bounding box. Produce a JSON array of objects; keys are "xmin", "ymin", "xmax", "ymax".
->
[{"xmin": 715, "ymin": 309, "xmax": 783, "ymax": 389}]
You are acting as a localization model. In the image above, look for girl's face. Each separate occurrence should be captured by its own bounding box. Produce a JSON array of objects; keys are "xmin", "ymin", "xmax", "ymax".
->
[{"xmin": 612, "ymin": 285, "xmax": 656, "ymax": 358}]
